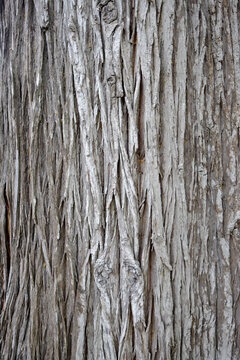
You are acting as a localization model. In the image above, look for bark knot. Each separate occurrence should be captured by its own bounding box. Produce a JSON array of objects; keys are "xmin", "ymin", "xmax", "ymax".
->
[
  {"xmin": 124, "ymin": 260, "xmax": 143, "ymax": 290},
  {"xmin": 94, "ymin": 258, "xmax": 112, "ymax": 290},
  {"xmin": 100, "ymin": 1, "xmax": 118, "ymax": 24},
  {"xmin": 107, "ymin": 75, "xmax": 116, "ymax": 97},
  {"xmin": 96, "ymin": 0, "xmax": 111, "ymax": 8}
]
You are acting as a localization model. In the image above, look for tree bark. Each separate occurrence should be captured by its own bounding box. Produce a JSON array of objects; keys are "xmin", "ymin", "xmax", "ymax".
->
[{"xmin": 1, "ymin": 0, "xmax": 240, "ymax": 359}]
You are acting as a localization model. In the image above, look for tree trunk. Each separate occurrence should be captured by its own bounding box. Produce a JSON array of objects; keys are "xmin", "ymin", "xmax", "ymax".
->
[{"xmin": 1, "ymin": 0, "xmax": 240, "ymax": 359}]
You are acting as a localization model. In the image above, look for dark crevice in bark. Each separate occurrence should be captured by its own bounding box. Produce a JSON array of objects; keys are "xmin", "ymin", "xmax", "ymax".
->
[
  {"xmin": 171, "ymin": 9, "xmax": 177, "ymax": 99},
  {"xmin": 0, "ymin": 0, "xmax": 4, "ymax": 15},
  {"xmin": 4, "ymin": 184, "xmax": 11, "ymax": 282},
  {"xmin": 136, "ymin": 67, "xmax": 144, "ymax": 161},
  {"xmin": 131, "ymin": 25, "xmax": 137, "ymax": 78}
]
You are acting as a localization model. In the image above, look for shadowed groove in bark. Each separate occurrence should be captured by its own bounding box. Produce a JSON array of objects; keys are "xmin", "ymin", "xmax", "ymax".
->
[{"xmin": 1, "ymin": 0, "xmax": 240, "ymax": 359}]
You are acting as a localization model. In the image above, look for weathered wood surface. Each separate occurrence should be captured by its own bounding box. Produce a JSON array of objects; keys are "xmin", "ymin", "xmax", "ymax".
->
[{"xmin": 1, "ymin": 1, "xmax": 240, "ymax": 359}]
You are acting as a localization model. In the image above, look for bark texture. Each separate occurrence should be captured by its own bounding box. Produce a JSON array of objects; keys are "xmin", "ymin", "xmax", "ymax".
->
[{"xmin": 1, "ymin": 0, "xmax": 240, "ymax": 359}]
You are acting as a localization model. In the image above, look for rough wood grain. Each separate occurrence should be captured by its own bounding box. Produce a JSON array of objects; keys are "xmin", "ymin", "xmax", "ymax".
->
[{"xmin": 1, "ymin": 1, "xmax": 240, "ymax": 359}]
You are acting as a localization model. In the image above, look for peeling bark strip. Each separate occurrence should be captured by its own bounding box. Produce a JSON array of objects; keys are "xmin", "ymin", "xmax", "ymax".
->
[{"xmin": 0, "ymin": 1, "xmax": 240, "ymax": 359}]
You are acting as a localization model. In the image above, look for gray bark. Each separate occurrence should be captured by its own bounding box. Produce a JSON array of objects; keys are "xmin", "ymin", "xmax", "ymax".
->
[{"xmin": 0, "ymin": 0, "xmax": 240, "ymax": 359}]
